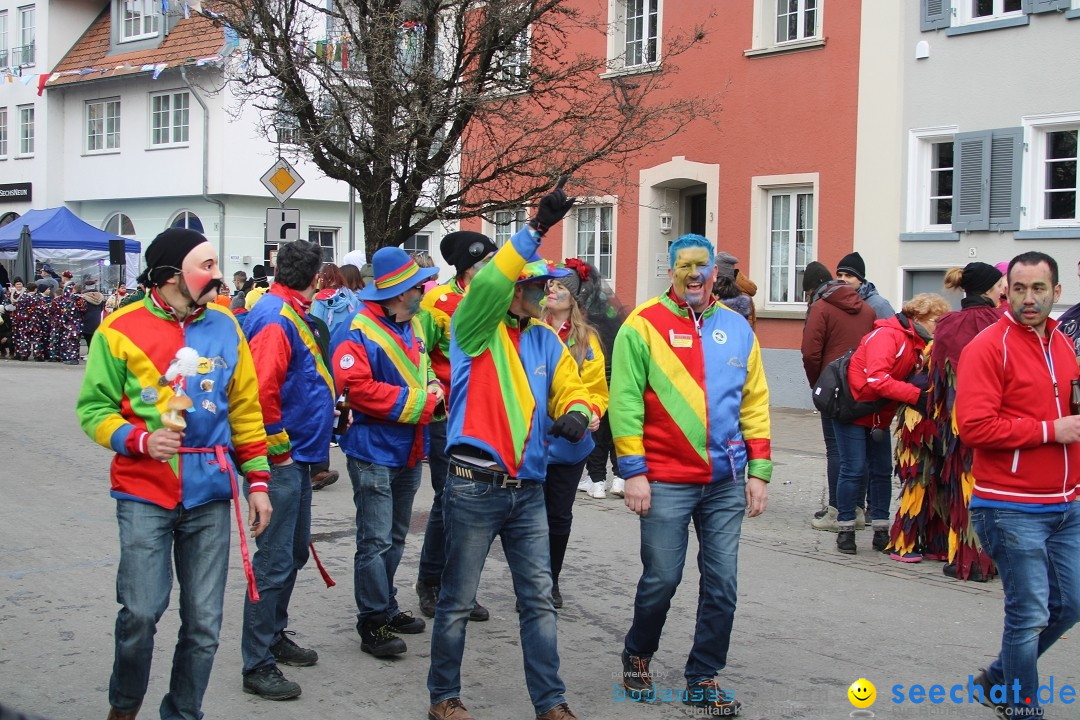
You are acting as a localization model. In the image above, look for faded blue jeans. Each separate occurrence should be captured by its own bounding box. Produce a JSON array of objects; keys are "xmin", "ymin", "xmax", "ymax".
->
[
  {"xmin": 111, "ymin": 498, "xmax": 230, "ymax": 720},
  {"xmin": 624, "ymin": 479, "xmax": 745, "ymax": 685},
  {"xmin": 832, "ymin": 420, "xmax": 892, "ymax": 524},
  {"xmin": 241, "ymin": 461, "xmax": 312, "ymax": 673},
  {"xmin": 428, "ymin": 472, "xmax": 566, "ymax": 715},
  {"xmin": 972, "ymin": 503, "xmax": 1080, "ymax": 717},
  {"xmin": 347, "ymin": 457, "xmax": 422, "ymax": 624}
]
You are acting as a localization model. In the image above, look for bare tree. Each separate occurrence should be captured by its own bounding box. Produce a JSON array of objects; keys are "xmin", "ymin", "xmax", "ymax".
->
[{"xmin": 212, "ymin": 0, "xmax": 718, "ymax": 256}]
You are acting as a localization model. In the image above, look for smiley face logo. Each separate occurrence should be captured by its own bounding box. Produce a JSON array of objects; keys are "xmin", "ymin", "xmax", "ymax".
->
[{"xmin": 847, "ymin": 678, "xmax": 876, "ymax": 708}]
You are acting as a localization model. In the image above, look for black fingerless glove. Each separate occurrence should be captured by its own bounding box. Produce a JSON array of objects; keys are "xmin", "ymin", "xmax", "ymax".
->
[{"xmin": 549, "ymin": 411, "xmax": 589, "ymax": 442}]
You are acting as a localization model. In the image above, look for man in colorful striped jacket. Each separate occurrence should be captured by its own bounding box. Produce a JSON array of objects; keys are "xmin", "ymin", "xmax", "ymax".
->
[
  {"xmin": 333, "ymin": 246, "xmax": 442, "ymax": 659},
  {"xmin": 611, "ymin": 233, "xmax": 772, "ymax": 716},
  {"xmin": 239, "ymin": 239, "xmax": 334, "ymax": 700},
  {"xmin": 427, "ymin": 181, "xmax": 592, "ymax": 720},
  {"xmin": 76, "ymin": 228, "xmax": 272, "ymax": 720}
]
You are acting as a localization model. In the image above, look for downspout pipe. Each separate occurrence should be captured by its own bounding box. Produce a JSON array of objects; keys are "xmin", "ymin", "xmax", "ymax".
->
[{"xmin": 180, "ymin": 66, "xmax": 226, "ymax": 262}]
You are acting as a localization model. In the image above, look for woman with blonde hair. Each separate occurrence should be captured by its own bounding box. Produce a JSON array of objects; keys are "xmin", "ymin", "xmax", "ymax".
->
[
  {"xmin": 887, "ymin": 262, "xmax": 1005, "ymax": 579},
  {"xmin": 538, "ymin": 258, "xmax": 609, "ymax": 608},
  {"xmin": 834, "ymin": 293, "xmax": 952, "ymax": 554}
]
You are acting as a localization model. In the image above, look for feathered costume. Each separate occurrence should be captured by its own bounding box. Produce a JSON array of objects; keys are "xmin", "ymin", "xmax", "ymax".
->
[{"xmin": 887, "ymin": 297, "xmax": 1000, "ymax": 580}]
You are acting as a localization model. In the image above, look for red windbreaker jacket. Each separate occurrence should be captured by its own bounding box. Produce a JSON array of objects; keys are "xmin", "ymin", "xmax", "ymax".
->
[{"xmin": 847, "ymin": 314, "xmax": 927, "ymax": 429}]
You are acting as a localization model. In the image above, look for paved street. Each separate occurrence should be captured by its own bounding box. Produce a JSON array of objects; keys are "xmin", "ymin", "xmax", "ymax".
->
[{"xmin": 1, "ymin": 360, "xmax": 1077, "ymax": 719}]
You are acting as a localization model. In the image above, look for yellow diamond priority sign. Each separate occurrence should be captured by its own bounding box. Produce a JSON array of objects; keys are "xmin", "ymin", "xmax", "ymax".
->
[{"xmin": 260, "ymin": 158, "xmax": 305, "ymax": 204}]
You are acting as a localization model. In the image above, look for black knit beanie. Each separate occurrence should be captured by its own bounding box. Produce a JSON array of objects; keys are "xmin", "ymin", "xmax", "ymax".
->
[
  {"xmin": 803, "ymin": 261, "xmax": 833, "ymax": 293},
  {"xmin": 836, "ymin": 252, "xmax": 866, "ymax": 283},
  {"xmin": 441, "ymin": 231, "xmax": 498, "ymax": 276},
  {"xmin": 138, "ymin": 228, "xmax": 209, "ymax": 287},
  {"xmin": 961, "ymin": 261, "xmax": 1003, "ymax": 296}
]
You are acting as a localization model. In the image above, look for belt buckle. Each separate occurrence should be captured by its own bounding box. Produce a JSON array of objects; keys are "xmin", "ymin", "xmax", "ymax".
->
[{"xmin": 499, "ymin": 475, "xmax": 522, "ymax": 489}]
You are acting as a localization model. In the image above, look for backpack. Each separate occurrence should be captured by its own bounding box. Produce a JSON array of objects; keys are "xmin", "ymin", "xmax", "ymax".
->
[
  {"xmin": 311, "ymin": 287, "xmax": 359, "ymax": 337},
  {"xmin": 811, "ymin": 348, "xmax": 888, "ymax": 423}
]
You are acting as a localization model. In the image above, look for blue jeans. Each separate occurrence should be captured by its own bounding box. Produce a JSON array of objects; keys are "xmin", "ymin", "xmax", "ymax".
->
[
  {"xmin": 418, "ymin": 419, "xmax": 449, "ymax": 583},
  {"xmin": 111, "ymin": 499, "xmax": 230, "ymax": 720},
  {"xmin": 428, "ymin": 472, "xmax": 565, "ymax": 715},
  {"xmin": 832, "ymin": 420, "xmax": 891, "ymax": 524},
  {"xmin": 347, "ymin": 457, "xmax": 422, "ymax": 623},
  {"xmin": 972, "ymin": 504, "xmax": 1080, "ymax": 717},
  {"xmin": 241, "ymin": 461, "xmax": 312, "ymax": 673},
  {"xmin": 820, "ymin": 415, "xmax": 840, "ymax": 508},
  {"xmin": 624, "ymin": 480, "xmax": 745, "ymax": 685}
]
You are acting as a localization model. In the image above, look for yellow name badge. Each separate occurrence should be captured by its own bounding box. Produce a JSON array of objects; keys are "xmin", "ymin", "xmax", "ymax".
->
[
  {"xmin": 197, "ymin": 357, "xmax": 213, "ymax": 374},
  {"xmin": 668, "ymin": 330, "xmax": 694, "ymax": 348}
]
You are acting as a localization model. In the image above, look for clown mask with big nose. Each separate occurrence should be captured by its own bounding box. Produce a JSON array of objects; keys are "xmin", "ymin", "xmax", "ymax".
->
[{"xmin": 179, "ymin": 242, "xmax": 224, "ymax": 307}]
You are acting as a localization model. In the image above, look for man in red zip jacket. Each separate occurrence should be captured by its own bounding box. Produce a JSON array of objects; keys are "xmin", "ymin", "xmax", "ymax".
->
[{"xmin": 956, "ymin": 251, "xmax": 1080, "ymax": 719}]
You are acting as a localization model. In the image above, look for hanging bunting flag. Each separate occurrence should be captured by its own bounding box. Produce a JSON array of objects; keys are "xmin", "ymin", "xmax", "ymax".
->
[
  {"xmin": 224, "ymin": 24, "xmax": 238, "ymax": 47},
  {"xmin": 152, "ymin": 63, "xmax": 168, "ymax": 79},
  {"xmin": 183, "ymin": 2, "xmax": 190, "ymax": 19},
  {"xmin": 162, "ymin": 0, "xmax": 169, "ymax": 14},
  {"xmin": 341, "ymin": 42, "xmax": 349, "ymax": 70},
  {"xmin": 20, "ymin": 74, "xmax": 34, "ymax": 87}
]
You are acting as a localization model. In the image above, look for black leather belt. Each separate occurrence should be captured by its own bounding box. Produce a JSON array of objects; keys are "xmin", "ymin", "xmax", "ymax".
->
[{"xmin": 450, "ymin": 460, "xmax": 526, "ymax": 488}]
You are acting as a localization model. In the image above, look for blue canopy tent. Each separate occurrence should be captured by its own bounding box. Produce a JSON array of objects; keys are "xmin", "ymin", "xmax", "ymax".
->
[{"xmin": 0, "ymin": 207, "xmax": 140, "ymax": 287}]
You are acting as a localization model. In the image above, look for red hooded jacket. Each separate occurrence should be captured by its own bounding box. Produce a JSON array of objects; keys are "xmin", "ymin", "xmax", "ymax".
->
[
  {"xmin": 801, "ymin": 281, "xmax": 877, "ymax": 386},
  {"xmin": 846, "ymin": 314, "xmax": 927, "ymax": 429}
]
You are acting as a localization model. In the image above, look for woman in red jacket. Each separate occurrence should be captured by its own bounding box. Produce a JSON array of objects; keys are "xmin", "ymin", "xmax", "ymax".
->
[{"xmin": 835, "ymin": 293, "xmax": 951, "ymax": 554}]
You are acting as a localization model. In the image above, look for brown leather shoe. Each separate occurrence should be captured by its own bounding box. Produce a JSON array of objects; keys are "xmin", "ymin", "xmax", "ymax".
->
[
  {"xmin": 428, "ymin": 698, "xmax": 474, "ymax": 720},
  {"xmin": 536, "ymin": 702, "xmax": 577, "ymax": 720},
  {"xmin": 106, "ymin": 704, "xmax": 141, "ymax": 720},
  {"xmin": 311, "ymin": 470, "xmax": 339, "ymax": 491}
]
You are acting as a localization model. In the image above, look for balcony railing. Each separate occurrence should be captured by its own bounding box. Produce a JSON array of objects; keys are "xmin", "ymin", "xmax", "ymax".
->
[{"xmin": 11, "ymin": 42, "xmax": 35, "ymax": 67}]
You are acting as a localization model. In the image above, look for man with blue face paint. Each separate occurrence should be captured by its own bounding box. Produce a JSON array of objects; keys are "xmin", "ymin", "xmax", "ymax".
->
[
  {"xmin": 611, "ymin": 233, "xmax": 772, "ymax": 716},
  {"xmin": 332, "ymin": 246, "xmax": 444, "ymax": 659}
]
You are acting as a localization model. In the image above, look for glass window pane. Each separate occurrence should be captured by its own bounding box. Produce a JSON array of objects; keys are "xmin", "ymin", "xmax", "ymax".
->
[
  {"xmin": 1046, "ymin": 160, "xmax": 1077, "ymax": 191},
  {"xmin": 1048, "ymin": 131, "xmax": 1078, "ymax": 161},
  {"xmin": 1047, "ymin": 191, "xmax": 1077, "ymax": 220}
]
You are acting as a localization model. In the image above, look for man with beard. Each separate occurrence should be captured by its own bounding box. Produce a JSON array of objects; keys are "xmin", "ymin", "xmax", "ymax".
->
[
  {"xmin": 611, "ymin": 233, "xmax": 771, "ymax": 716},
  {"xmin": 76, "ymin": 228, "xmax": 273, "ymax": 720}
]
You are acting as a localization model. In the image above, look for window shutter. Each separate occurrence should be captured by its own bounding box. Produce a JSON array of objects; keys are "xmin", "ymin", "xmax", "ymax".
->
[
  {"xmin": 921, "ymin": 0, "xmax": 952, "ymax": 31},
  {"xmin": 988, "ymin": 127, "xmax": 1024, "ymax": 231},
  {"xmin": 1029, "ymin": 0, "xmax": 1070, "ymax": 13},
  {"xmin": 953, "ymin": 131, "xmax": 991, "ymax": 232}
]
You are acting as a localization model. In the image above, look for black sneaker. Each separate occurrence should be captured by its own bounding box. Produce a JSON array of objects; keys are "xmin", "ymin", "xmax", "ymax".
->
[
  {"xmin": 620, "ymin": 649, "xmax": 655, "ymax": 701},
  {"xmin": 837, "ymin": 530, "xmax": 857, "ymax": 554},
  {"xmin": 417, "ymin": 579, "xmax": 439, "ymax": 618},
  {"xmin": 242, "ymin": 665, "xmax": 301, "ymax": 700},
  {"xmin": 872, "ymin": 529, "xmax": 890, "ymax": 553},
  {"xmin": 684, "ymin": 679, "xmax": 740, "ymax": 715},
  {"xmin": 389, "ymin": 611, "xmax": 426, "ymax": 634},
  {"xmin": 358, "ymin": 618, "xmax": 407, "ymax": 657},
  {"xmin": 469, "ymin": 601, "xmax": 490, "ymax": 622},
  {"xmin": 971, "ymin": 669, "xmax": 1006, "ymax": 713},
  {"xmin": 270, "ymin": 630, "xmax": 318, "ymax": 667},
  {"xmin": 551, "ymin": 580, "xmax": 563, "ymax": 609}
]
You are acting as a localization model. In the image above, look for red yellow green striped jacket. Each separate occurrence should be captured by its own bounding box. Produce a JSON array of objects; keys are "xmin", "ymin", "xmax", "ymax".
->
[
  {"xmin": 419, "ymin": 277, "xmax": 465, "ymax": 393},
  {"xmin": 447, "ymin": 226, "xmax": 594, "ymax": 480},
  {"xmin": 333, "ymin": 301, "xmax": 439, "ymax": 468},
  {"xmin": 76, "ymin": 291, "xmax": 270, "ymax": 509},
  {"xmin": 610, "ymin": 291, "xmax": 772, "ymax": 485}
]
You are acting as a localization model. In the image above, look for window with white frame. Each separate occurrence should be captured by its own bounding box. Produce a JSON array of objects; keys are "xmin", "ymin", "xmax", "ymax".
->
[
  {"xmin": 494, "ymin": 27, "xmax": 530, "ymax": 90},
  {"xmin": 607, "ymin": 0, "xmax": 660, "ymax": 72},
  {"xmin": 766, "ymin": 188, "xmax": 814, "ymax": 304},
  {"xmin": 966, "ymin": 0, "xmax": 1023, "ymax": 22},
  {"xmin": 0, "ymin": 108, "xmax": 7, "ymax": 159},
  {"xmin": 1023, "ymin": 114, "xmax": 1080, "ymax": 229},
  {"xmin": 775, "ymin": 0, "xmax": 819, "ymax": 44},
  {"xmin": 104, "ymin": 212, "xmax": 136, "ymax": 236},
  {"xmin": 87, "ymin": 99, "xmax": 121, "ymax": 153},
  {"xmin": 927, "ymin": 141, "xmax": 954, "ymax": 227},
  {"xmin": 150, "ymin": 91, "xmax": 190, "ymax": 147},
  {"xmin": 170, "ymin": 210, "xmax": 203, "ymax": 233},
  {"xmin": 275, "ymin": 106, "xmax": 300, "ymax": 146},
  {"xmin": 493, "ymin": 208, "xmax": 527, "ymax": 247},
  {"xmin": 403, "ymin": 232, "xmax": 431, "ymax": 254},
  {"xmin": 17, "ymin": 104, "xmax": 33, "ymax": 156},
  {"xmin": 309, "ymin": 228, "xmax": 337, "ymax": 262},
  {"xmin": 15, "ymin": 5, "xmax": 32, "ymax": 66},
  {"xmin": 575, "ymin": 205, "xmax": 614, "ymax": 280},
  {"xmin": 0, "ymin": 13, "xmax": 8, "ymax": 68},
  {"xmin": 119, "ymin": 0, "xmax": 160, "ymax": 43}
]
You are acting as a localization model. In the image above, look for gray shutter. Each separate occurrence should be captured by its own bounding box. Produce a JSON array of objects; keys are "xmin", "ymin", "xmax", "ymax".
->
[
  {"xmin": 921, "ymin": 0, "xmax": 952, "ymax": 31},
  {"xmin": 953, "ymin": 131, "xmax": 991, "ymax": 232},
  {"xmin": 1030, "ymin": 0, "xmax": 1070, "ymax": 12},
  {"xmin": 989, "ymin": 127, "xmax": 1024, "ymax": 231}
]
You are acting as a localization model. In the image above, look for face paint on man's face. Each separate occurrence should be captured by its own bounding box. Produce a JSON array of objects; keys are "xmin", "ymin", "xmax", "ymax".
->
[
  {"xmin": 671, "ymin": 248, "xmax": 714, "ymax": 306},
  {"xmin": 520, "ymin": 281, "xmax": 546, "ymax": 316},
  {"xmin": 179, "ymin": 242, "xmax": 223, "ymax": 306}
]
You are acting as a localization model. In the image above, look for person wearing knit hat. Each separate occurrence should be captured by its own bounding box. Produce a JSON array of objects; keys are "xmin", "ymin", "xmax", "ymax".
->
[
  {"xmin": 801, "ymin": 260, "xmax": 876, "ymax": 532},
  {"xmin": 76, "ymin": 227, "xmax": 272, "ymax": 720},
  {"xmin": 713, "ymin": 252, "xmax": 756, "ymax": 328},
  {"xmin": 836, "ymin": 250, "xmax": 895, "ymax": 319},
  {"xmin": 412, "ymin": 230, "xmax": 503, "ymax": 624}
]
